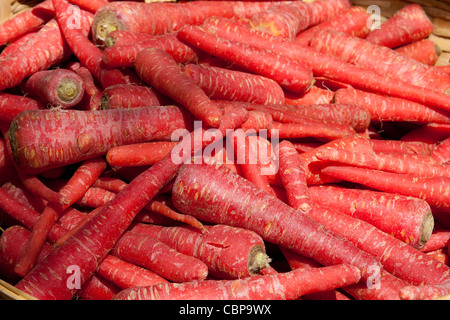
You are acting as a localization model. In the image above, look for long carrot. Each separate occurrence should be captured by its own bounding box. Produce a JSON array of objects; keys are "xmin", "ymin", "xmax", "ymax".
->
[
  {"xmin": 171, "ymin": 158, "xmax": 382, "ymax": 280},
  {"xmin": 294, "ymin": 6, "xmax": 370, "ymax": 45},
  {"xmin": 195, "ymin": 16, "xmax": 450, "ymax": 113},
  {"xmin": 20, "ymin": 69, "xmax": 85, "ymax": 109},
  {"xmin": 177, "ymin": 25, "xmax": 314, "ymax": 95},
  {"xmin": 365, "ymin": 4, "xmax": 434, "ymax": 49},
  {"xmin": 321, "ymin": 165, "xmax": 450, "ymax": 212},
  {"xmin": 334, "ymin": 88, "xmax": 450, "ymax": 124},
  {"xmin": 308, "ymin": 185, "xmax": 434, "ymax": 249},
  {"xmin": 310, "ymin": 29, "xmax": 450, "ymax": 95},
  {"xmin": 99, "ymin": 84, "xmax": 167, "ymax": 110},
  {"xmin": 91, "ymin": 0, "xmax": 273, "ymax": 46},
  {"xmin": 183, "ymin": 64, "xmax": 285, "ymax": 105},
  {"xmin": 399, "ymin": 282, "xmax": 450, "ymax": 300},
  {"xmin": 135, "ymin": 47, "xmax": 223, "ymax": 128},
  {"xmin": 248, "ymin": 0, "xmax": 351, "ymax": 40},
  {"xmin": 129, "ymin": 223, "xmax": 271, "ymax": 279},
  {"xmin": 7, "ymin": 106, "xmax": 191, "ymax": 174},
  {"xmin": 0, "ymin": 0, "xmax": 54, "ymax": 46},
  {"xmin": 113, "ymin": 263, "xmax": 361, "ymax": 300}
]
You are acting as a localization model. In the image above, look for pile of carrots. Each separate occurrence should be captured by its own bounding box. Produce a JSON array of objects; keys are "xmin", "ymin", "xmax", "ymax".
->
[{"xmin": 0, "ymin": 0, "xmax": 450, "ymax": 301}]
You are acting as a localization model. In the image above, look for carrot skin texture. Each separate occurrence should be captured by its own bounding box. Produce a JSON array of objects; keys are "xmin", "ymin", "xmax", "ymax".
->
[
  {"xmin": 0, "ymin": 0, "xmax": 54, "ymax": 46},
  {"xmin": 100, "ymin": 84, "xmax": 167, "ymax": 110},
  {"xmin": 395, "ymin": 39, "xmax": 439, "ymax": 66},
  {"xmin": 135, "ymin": 47, "xmax": 223, "ymax": 128},
  {"xmin": 113, "ymin": 263, "xmax": 361, "ymax": 300},
  {"xmin": 365, "ymin": 4, "xmax": 434, "ymax": 48},
  {"xmin": 111, "ymin": 231, "xmax": 209, "ymax": 283},
  {"xmin": 199, "ymin": 16, "xmax": 450, "ymax": 113},
  {"xmin": 7, "ymin": 106, "xmax": 191, "ymax": 174},
  {"xmin": 183, "ymin": 64, "xmax": 285, "ymax": 105},
  {"xmin": 20, "ymin": 69, "xmax": 85, "ymax": 109},
  {"xmin": 129, "ymin": 223, "xmax": 270, "ymax": 279},
  {"xmin": 310, "ymin": 29, "xmax": 450, "ymax": 95},
  {"xmin": 334, "ymin": 88, "xmax": 450, "ymax": 124},
  {"xmin": 92, "ymin": 1, "xmax": 273, "ymax": 45},
  {"xmin": 308, "ymin": 185, "xmax": 434, "ymax": 249},
  {"xmin": 177, "ymin": 25, "xmax": 314, "ymax": 95},
  {"xmin": 171, "ymin": 160, "xmax": 382, "ymax": 279}
]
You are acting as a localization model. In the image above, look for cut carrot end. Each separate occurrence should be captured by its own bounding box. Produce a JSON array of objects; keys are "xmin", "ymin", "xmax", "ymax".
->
[
  {"xmin": 247, "ymin": 245, "xmax": 271, "ymax": 275},
  {"xmin": 419, "ymin": 212, "xmax": 435, "ymax": 248},
  {"xmin": 57, "ymin": 79, "xmax": 80, "ymax": 102}
]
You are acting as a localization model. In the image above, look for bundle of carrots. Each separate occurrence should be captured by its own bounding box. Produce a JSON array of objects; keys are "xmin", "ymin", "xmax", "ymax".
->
[{"xmin": 0, "ymin": 0, "xmax": 450, "ymax": 301}]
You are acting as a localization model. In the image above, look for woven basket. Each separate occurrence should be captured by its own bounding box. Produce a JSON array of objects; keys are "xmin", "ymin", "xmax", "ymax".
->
[{"xmin": 0, "ymin": 0, "xmax": 449, "ymax": 301}]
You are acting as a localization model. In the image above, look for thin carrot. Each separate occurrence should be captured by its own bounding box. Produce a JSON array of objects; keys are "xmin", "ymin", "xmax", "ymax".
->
[
  {"xmin": 113, "ymin": 263, "xmax": 361, "ymax": 300},
  {"xmin": 365, "ymin": 3, "xmax": 434, "ymax": 48},
  {"xmin": 134, "ymin": 47, "xmax": 223, "ymax": 128}
]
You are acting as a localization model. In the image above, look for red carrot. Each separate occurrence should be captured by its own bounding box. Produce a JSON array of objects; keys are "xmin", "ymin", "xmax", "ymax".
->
[
  {"xmin": 0, "ymin": 0, "xmax": 54, "ymax": 46},
  {"xmin": 399, "ymin": 282, "xmax": 450, "ymax": 300},
  {"xmin": 112, "ymin": 231, "xmax": 208, "ymax": 283},
  {"xmin": 400, "ymin": 123, "xmax": 450, "ymax": 144},
  {"xmin": 14, "ymin": 157, "xmax": 107, "ymax": 277},
  {"xmin": 177, "ymin": 25, "xmax": 314, "ymax": 95},
  {"xmin": 74, "ymin": 66, "xmax": 102, "ymax": 110},
  {"xmin": 99, "ymin": 84, "xmax": 167, "ymax": 110},
  {"xmin": 197, "ymin": 16, "xmax": 450, "ymax": 113},
  {"xmin": 249, "ymin": 0, "xmax": 351, "ymax": 40},
  {"xmin": 14, "ymin": 126, "xmax": 210, "ymax": 299},
  {"xmin": 270, "ymin": 120, "xmax": 354, "ymax": 140},
  {"xmin": 129, "ymin": 223, "xmax": 271, "ymax": 279},
  {"xmin": 102, "ymin": 32, "xmax": 201, "ymax": 68},
  {"xmin": 365, "ymin": 4, "xmax": 434, "ymax": 48},
  {"xmin": 135, "ymin": 47, "xmax": 223, "ymax": 128},
  {"xmin": 276, "ymin": 140, "xmax": 312, "ymax": 213},
  {"xmin": 77, "ymin": 275, "xmax": 120, "ymax": 300},
  {"xmin": 91, "ymin": 0, "xmax": 273, "ymax": 46},
  {"xmin": 0, "ymin": 31, "xmax": 38, "ymax": 59},
  {"xmin": 284, "ymin": 86, "xmax": 334, "ymax": 106},
  {"xmin": 294, "ymin": 6, "xmax": 370, "ymax": 45},
  {"xmin": 395, "ymin": 39, "xmax": 440, "ymax": 66},
  {"xmin": 308, "ymin": 185, "xmax": 434, "ymax": 249},
  {"xmin": 106, "ymin": 141, "xmax": 178, "ymax": 167},
  {"xmin": 305, "ymin": 202, "xmax": 450, "ymax": 287},
  {"xmin": 183, "ymin": 64, "xmax": 285, "ymax": 105},
  {"xmin": 103, "ymin": 30, "xmax": 158, "ymax": 48},
  {"xmin": 66, "ymin": 0, "xmax": 108, "ymax": 13},
  {"xmin": 420, "ymin": 225, "xmax": 450, "ymax": 253},
  {"xmin": 7, "ymin": 105, "xmax": 191, "ymax": 174},
  {"xmin": 96, "ymin": 255, "xmax": 168, "ymax": 290},
  {"xmin": 114, "ymin": 263, "xmax": 360, "ymax": 300},
  {"xmin": 310, "ymin": 29, "xmax": 450, "ymax": 95},
  {"xmin": 20, "ymin": 69, "xmax": 85, "ymax": 109},
  {"xmin": 171, "ymin": 159, "xmax": 382, "ymax": 279},
  {"xmin": 368, "ymin": 139, "xmax": 434, "ymax": 156},
  {"xmin": 76, "ymin": 187, "xmax": 116, "ymax": 208},
  {"xmin": 321, "ymin": 165, "xmax": 450, "ymax": 212},
  {"xmin": 334, "ymin": 87, "xmax": 450, "ymax": 124},
  {"xmin": 437, "ymin": 65, "xmax": 450, "ymax": 77}
]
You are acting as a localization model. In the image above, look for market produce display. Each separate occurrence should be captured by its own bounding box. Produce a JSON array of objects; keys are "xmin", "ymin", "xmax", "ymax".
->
[{"xmin": 0, "ymin": 0, "xmax": 450, "ymax": 301}]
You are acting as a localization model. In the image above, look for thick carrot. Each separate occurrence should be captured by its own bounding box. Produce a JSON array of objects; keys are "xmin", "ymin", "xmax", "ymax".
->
[
  {"xmin": 270, "ymin": 120, "xmax": 354, "ymax": 141},
  {"xmin": 102, "ymin": 32, "xmax": 201, "ymax": 68},
  {"xmin": 368, "ymin": 139, "xmax": 434, "ymax": 156},
  {"xmin": 310, "ymin": 29, "xmax": 450, "ymax": 95},
  {"xmin": 112, "ymin": 231, "xmax": 208, "ymax": 283},
  {"xmin": 106, "ymin": 141, "xmax": 178, "ymax": 167},
  {"xmin": 99, "ymin": 84, "xmax": 167, "ymax": 110},
  {"xmin": 400, "ymin": 123, "xmax": 450, "ymax": 144},
  {"xmin": 91, "ymin": 0, "xmax": 273, "ymax": 46},
  {"xmin": 129, "ymin": 223, "xmax": 271, "ymax": 279},
  {"xmin": 432, "ymin": 137, "xmax": 450, "ymax": 164},
  {"xmin": 395, "ymin": 39, "xmax": 440, "ymax": 66},
  {"xmin": 0, "ymin": 31, "xmax": 38, "ymax": 59},
  {"xmin": 276, "ymin": 140, "xmax": 312, "ymax": 213},
  {"xmin": 14, "ymin": 126, "xmax": 210, "ymax": 299},
  {"xmin": 249, "ymin": 0, "xmax": 351, "ymax": 40},
  {"xmin": 171, "ymin": 159, "xmax": 382, "ymax": 279},
  {"xmin": 96, "ymin": 255, "xmax": 168, "ymax": 290},
  {"xmin": 177, "ymin": 25, "xmax": 314, "ymax": 95},
  {"xmin": 437, "ymin": 65, "xmax": 450, "ymax": 77},
  {"xmin": 420, "ymin": 225, "xmax": 450, "ymax": 253},
  {"xmin": 294, "ymin": 6, "xmax": 370, "ymax": 45},
  {"xmin": 113, "ymin": 263, "xmax": 361, "ymax": 300},
  {"xmin": 77, "ymin": 275, "xmax": 120, "ymax": 300},
  {"xmin": 197, "ymin": 16, "xmax": 450, "ymax": 112},
  {"xmin": 365, "ymin": 4, "xmax": 434, "ymax": 49},
  {"xmin": 103, "ymin": 30, "xmax": 157, "ymax": 48},
  {"xmin": 14, "ymin": 157, "xmax": 107, "ymax": 277},
  {"xmin": 284, "ymin": 86, "xmax": 334, "ymax": 106},
  {"xmin": 7, "ymin": 105, "xmax": 191, "ymax": 174},
  {"xmin": 334, "ymin": 87, "xmax": 450, "ymax": 124},
  {"xmin": 20, "ymin": 69, "xmax": 85, "ymax": 109},
  {"xmin": 53, "ymin": 0, "xmax": 140, "ymax": 89},
  {"xmin": 308, "ymin": 185, "xmax": 434, "ymax": 249},
  {"xmin": 0, "ymin": 0, "xmax": 54, "ymax": 46},
  {"xmin": 399, "ymin": 282, "xmax": 450, "ymax": 300},
  {"xmin": 321, "ymin": 165, "xmax": 450, "ymax": 212},
  {"xmin": 183, "ymin": 64, "xmax": 285, "ymax": 105},
  {"xmin": 306, "ymin": 203, "xmax": 450, "ymax": 287}
]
